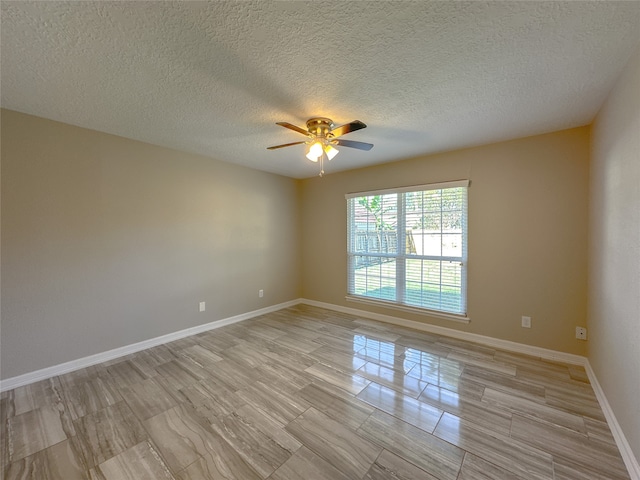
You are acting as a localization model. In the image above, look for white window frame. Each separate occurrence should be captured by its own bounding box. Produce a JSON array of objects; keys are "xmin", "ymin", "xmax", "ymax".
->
[{"xmin": 346, "ymin": 180, "xmax": 469, "ymax": 322}]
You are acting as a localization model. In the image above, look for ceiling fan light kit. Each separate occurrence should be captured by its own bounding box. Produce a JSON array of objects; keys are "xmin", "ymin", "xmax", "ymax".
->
[
  {"xmin": 268, "ymin": 117, "xmax": 373, "ymax": 176},
  {"xmin": 305, "ymin": 140, "xmax": 324, "ymax": 162}
]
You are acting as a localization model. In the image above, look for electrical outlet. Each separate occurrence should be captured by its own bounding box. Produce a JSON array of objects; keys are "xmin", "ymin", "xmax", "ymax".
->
[
  {"xmin": 259, "ymin": 289, "xmax": 264, "ymax": 298},
  {"xmin": 521, "ymin": 316, "xmax": 531, "ymax": 328},
  {"xmin": 199, "ymin": 301, "xmax": 206, "ymax": 312},
  {"xmin": 576, "ymin": 327, "xmax": 587, "ymax": 340}
]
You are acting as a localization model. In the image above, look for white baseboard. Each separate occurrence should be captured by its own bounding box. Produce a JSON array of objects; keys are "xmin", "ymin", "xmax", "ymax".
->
[
  {"xmin": 0, "ymin": 299, "xmax": 301, "ymax": 392},
  {"xmin": 300, "ymin": 298, "xmax": 585, "ymax": 365},
  {"xmin": 584, "ymin": 361, "xmax": 640, "ymax": 480},
  {"xmin": 299, "ymin": 298, "xmax": 639, "ymax": 480}
]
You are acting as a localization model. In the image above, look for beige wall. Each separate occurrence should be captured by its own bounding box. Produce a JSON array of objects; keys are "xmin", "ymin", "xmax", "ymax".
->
[
  {"xmin": 301, "ymin": 128, "xmax": 590, "ymax": 355},
  {"xmin": 0, "ymin": 110, "xmax": 592, "ymax": 378},
  {"xmin": 589, "ymin": 46, "xmax": 640, "ymax": 461},
  {"xmin": 1, "ymin": 109, "xmax": 301, "ymax": 379}
]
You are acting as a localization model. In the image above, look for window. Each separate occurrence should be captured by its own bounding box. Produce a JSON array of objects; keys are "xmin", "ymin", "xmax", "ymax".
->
[{"xmin": 346, "ymin": 180, "xmax": 468, "ymax": 318}]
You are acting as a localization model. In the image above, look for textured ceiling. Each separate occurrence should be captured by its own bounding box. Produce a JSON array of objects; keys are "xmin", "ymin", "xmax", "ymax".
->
[{"xmin": 2, "ymin": 1, "xmax": 640, "ymax": 178}]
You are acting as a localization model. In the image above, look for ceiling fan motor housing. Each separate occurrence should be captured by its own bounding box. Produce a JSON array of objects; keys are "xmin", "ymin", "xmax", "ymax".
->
[{"xmin": 306, "ymin": 117, "xmax": 334, "ymax": 138}]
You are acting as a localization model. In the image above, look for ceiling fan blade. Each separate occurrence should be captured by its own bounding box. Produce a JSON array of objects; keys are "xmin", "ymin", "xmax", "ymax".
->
[
  {"xmin": 276, "ymin": 122, "xmax": 311, "ymax": 137},
  {"xmin": 335, "ymin": 139, "xmax": 374, "ymax": 151},
  {"xmin": 330, "ymin": 120, "xmax": 367, "ymax": 138},
  {"xmin": 267, "ymin": 141, "xmax": 306, "ymax": 150}
]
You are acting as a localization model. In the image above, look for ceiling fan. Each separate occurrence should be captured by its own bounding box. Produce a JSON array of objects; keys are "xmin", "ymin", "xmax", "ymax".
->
[{"xmin": 267, "ymin": 117, "xmax": 373, "ymax": 176}]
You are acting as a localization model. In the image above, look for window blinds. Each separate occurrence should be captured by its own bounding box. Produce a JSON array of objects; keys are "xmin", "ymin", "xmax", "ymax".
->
[{"xmin": 347, "ymin": 180, "xmax": 468, "ymax": 316}]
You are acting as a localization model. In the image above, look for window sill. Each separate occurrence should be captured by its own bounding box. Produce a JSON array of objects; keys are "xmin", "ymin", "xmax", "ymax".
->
[{"xmin": 345, "ymin": 295, "xmax": 471, "ymax": 324}]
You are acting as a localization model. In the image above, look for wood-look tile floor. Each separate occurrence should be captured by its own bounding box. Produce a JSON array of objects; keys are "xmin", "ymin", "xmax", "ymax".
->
[{"xmin": 0, "ymin": 305, "xmax": 631, "ymax": 479}]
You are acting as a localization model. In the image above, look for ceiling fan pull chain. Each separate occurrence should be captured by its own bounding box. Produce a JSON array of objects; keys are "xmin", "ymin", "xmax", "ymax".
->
[{"xmin": 319, "ymin": 152, "xmax": 325, "ymax": 177}]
